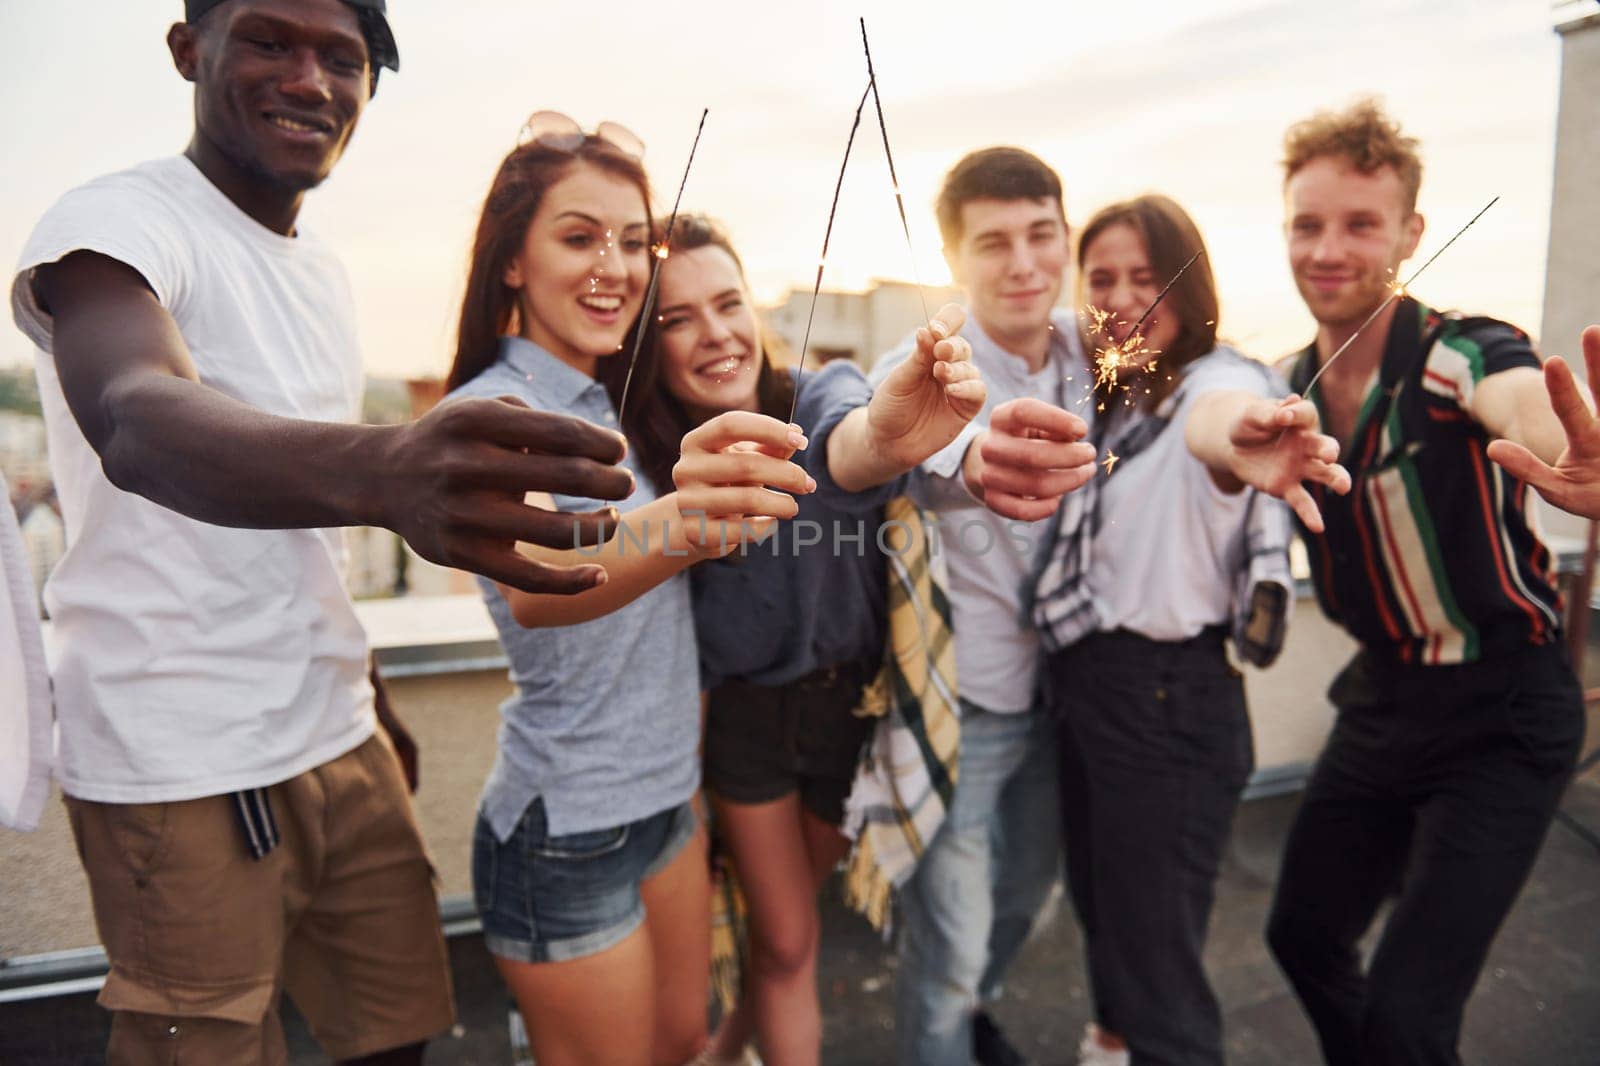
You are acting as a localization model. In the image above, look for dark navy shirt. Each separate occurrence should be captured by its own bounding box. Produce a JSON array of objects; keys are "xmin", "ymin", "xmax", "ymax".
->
[
  {"xmin": 1288, "ymin": 297, "xmax": 1560, "ymax": 666},
  {"xmin": 691, "ymin": 362, "xmax": 907, "ymax": 690}
]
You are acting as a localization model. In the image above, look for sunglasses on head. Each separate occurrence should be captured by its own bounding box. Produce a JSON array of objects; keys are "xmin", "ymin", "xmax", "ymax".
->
[{"xmin": 518, "ymin": 111, "xmax": 646, "ymax": 160}]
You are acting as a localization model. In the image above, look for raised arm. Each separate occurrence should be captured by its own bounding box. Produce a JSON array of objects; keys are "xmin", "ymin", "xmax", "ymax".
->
[
  {"xmin": 825, "ymin": 303, "xmax": 985, "ymax": 492},
  {"xmin": 1188, "ymin": 391, "xmax": 1350, "ymax": 532},
  {"xmin": 1487, "ymin": 326, "xmax": 1600, "ymax": 517},
  {"xmin": 36, "ymin": 250, "xmax": 634, "ymax": 594},
  {"xmin": 500, "ymin": 411, "xmax": 814, "ymax": 628},
  {"xmin": 1473, "ymin": 363, "xmax": 1588, "ymax": 468}
]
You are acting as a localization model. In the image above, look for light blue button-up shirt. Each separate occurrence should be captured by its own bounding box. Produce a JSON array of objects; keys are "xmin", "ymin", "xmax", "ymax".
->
[{"xmin": 445, "ymin": 336, "xmax": 700, "ymax": 840}]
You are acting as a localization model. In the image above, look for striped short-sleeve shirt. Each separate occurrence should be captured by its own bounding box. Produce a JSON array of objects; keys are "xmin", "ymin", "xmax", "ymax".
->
[{"xmin": 1287, "ymin": 297, "xmax": 1561, "ymax": 666}]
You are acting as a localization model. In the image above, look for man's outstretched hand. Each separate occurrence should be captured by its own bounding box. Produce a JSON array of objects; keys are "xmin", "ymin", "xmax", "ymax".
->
[
  {"xmin": 381, "ymin": 396, "xmax": 635, "ymax": 595},
  {"xmin": 866, "ymin": 303, "xmax": 986, "ymax": 465},
  {"xmin": 975, "ymin": 398, "xmax": 1097, "ymax": 521},
  {"xmin": 1488, "ymin": 326, "xmax": 1600, "ymax": 519},
  {"xmin": 1224, "ymin": 394, "xmax": 1351, "ymax": 533}
]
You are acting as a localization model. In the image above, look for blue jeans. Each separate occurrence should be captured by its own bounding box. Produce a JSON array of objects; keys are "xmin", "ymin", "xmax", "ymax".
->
[{"xmin": 895, "ymin": 700, "xmax": 1062, "ymax": 1066}]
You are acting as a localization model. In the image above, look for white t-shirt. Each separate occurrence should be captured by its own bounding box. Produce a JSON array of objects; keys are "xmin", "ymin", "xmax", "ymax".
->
[
  {"xmin": 1088, "ymin": 347, "xmax": 1281, "ymax": 642},
  {"xmin": 9, "ymin": 155, "xmax": 375, "ymax": 803}
]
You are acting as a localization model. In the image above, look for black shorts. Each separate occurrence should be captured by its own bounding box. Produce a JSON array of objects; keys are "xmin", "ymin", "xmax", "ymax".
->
[{"xmin": 704, "ymin": 661, "xmax": 878, "ymax": 824}]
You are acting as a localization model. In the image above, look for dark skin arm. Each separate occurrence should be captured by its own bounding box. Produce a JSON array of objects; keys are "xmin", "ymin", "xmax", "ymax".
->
[
  {"xmin": 370, "ymin": 662, "xmax": 418, "ymax": 793},
  {"xmin": 34, "ymin": 250, "xmax": 636, "ymax": 594}
]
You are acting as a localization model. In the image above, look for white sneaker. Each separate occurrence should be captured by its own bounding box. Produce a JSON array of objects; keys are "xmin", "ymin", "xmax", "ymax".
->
[{"xmin": 1076, "ymin": 1024, "xmax": 1131, "ymax": 1066}]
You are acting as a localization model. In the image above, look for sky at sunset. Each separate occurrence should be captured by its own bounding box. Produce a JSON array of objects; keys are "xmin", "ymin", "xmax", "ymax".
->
[{"xmin": 0, "ymin": 0, "xmax": 1568, "ymax": 378}]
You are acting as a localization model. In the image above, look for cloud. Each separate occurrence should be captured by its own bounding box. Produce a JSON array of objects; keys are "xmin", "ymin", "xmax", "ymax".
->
[{"xmin": 0, "ymin": 0, "xmax": 1565, "ymax": 374}]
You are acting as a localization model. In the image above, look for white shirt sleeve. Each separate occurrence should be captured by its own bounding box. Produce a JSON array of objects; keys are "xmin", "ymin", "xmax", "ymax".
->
[
  {"xmin": 1175, "ymin": 353, "xmax": 1282, "ymax": 506},
  {"xmin": 11, "ymin": 176, "xmax": 193, "ymax": 352}
]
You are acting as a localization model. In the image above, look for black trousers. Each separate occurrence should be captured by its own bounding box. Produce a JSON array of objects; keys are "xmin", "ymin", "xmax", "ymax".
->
[
  {"xmin": 1266, "ymin": 642, "xmax": 1583, "ymax": 1066},
  {"xmin": 1048, "ymin": 627, "xmax": 1254, "ymax": 1066}
]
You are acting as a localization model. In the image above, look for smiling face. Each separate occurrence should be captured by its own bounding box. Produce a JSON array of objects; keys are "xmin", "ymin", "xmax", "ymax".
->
[
  {"xmin": 944, "ymin": 196, "xmax": 1069, "ymax": 352},
  {"xmin": 1285, "ymin": 155, "xmax": 1424, "ymax": 328},
  {"xmin": 174, "ymin": 0, "xmax": 371, "ymax": 194},
  {"xmin": 1081, "ymin": 222, "xmax": 1179, "ymax": 362},
  {"xmin": 654, "ymin": 245, "xmax": 762, "ymax": 417},
  {"xmin": 503, "ymin": 161, "xmax": 651, "ymax": 376}
]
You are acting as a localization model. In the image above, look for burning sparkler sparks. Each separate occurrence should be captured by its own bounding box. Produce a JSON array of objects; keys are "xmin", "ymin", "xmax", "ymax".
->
[
  {"xmin": 1079, "ymin": 249, "xmax": 1206, "ymax": 408},
  {"xmin": 1301, "ymin": 196, "xmax": 1498, "ymax": 397},
  {"xmin": 1101, "ymin": 450, "xmax": 1120, "ymax": 476},
  {"xmin": 617, "ymin": 108, "xmax": 709, "ymax": 420},
  {"xmin": 1090, "ymin": 331, "xmax": 1160, "ymax": 395},
  {"xmin": 789, "ymin": 80, "xmax": 873, "ymax": 423}
]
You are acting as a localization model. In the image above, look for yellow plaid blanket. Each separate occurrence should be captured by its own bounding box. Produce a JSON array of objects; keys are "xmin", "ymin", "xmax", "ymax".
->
[{"xmin": 840, "ymin": 497, "xmax": 960, "ymax": 930}]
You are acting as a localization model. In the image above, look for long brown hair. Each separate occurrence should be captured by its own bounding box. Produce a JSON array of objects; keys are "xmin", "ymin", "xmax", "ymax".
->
[
  {"xmin": 446, "ymin": 136, "xmax": 654, "ymax": 392},
  {"xmin": 1077, "ymin": 194, "xmax": 1219, "ymax": 410},
  {"xmin": 610, "ymin": 214, "xmax": 795, "ymax": 497}
]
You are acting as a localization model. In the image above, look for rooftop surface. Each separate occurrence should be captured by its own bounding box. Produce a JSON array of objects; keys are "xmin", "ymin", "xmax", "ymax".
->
[{"xmin": 5, "ymin": 760, "xmax": 1597, "ymax": 1064}]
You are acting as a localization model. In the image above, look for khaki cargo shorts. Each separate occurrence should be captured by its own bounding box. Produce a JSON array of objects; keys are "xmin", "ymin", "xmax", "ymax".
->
[{"xmin": 65, "ymin": 732, "xmax": 455, "ymax": 1064}]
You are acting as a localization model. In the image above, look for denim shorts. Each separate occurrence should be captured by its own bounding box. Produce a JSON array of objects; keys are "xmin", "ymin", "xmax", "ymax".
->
[{"xmin": 472, "ymin": 796, "xmax": 699, "ymax": 963}]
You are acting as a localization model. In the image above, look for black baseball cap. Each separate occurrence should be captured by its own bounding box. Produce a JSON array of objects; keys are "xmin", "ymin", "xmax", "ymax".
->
[{"xmin": 184, "ymin": 0, "xmax": 400, "ymax": 74}]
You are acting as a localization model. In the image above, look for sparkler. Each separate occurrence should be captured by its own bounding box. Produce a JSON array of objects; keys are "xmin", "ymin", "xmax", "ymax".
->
[
  {"xmin": 789, "ymin": 79, "xmax": 874, "ymax": 423},
  {"xmin": 1124, "ymin": 248, "xmax": 1203, "ymax": 344},
  {"xmin": 1301, "ymin": 195, "xmax": 1499, "ymax": 397},
  {"xmin": 860, "ymin": 18, "xmax": 930, "ymax": 325},
  {"xmin": 1101, "ymin": 450, "xmax": 1120, "ymax": 476},
  {"xmin": 1082, "ymin": 248, "xmax": 1205, "ymax": 406},
  {"xmin": 617, "ymin": 108, "xmax": 710, "ymax": 420},
  {"xmin": 1090, "ymin": 332, "xmax": 1160, "ymax": 394}
]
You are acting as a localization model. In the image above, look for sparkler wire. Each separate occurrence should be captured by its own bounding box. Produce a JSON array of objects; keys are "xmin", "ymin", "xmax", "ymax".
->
[
  {"xmin": 617, "ymin": 108, "xmax": 710, "ymax": 420},
  {"xmin": 1124, "ymin": 248, "xmax": 1204, "ymax": 341},
  {"xmin": 1302, "ymin": 195, "xmax": 1499, "ymax": 397},
  {"xmin": 1085, "ymin": 248, "xmax": 1205, "ymax": 399},
  {"xmin": 860, "ymin": 18, "xmax": 930, "ymax": 325},
  {"xmin": 789, "ymin": 79, "xmax": 873, "ymax": 423}
]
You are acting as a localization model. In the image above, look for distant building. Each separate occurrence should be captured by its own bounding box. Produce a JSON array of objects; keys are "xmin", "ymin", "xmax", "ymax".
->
[
  {"xmin": 11, "ymin": 485, "xmax": 63, "ymax": 610},
  {"xmin": 407, "ymin": 377, "xmax": 447, "ymax": 420},
  {"xmin": 0, "ymin": 410, "xmax": 50, "ymax": 490},
  {"xmin": 2, "ymin": 412, "xmax": 56, "ymax": 610},
  {"xmin": 337, "ymin": 376, "xmax": 480, "ymax": 599},
  {"xmin": 763, "ymin": 278, "xmax": 966, "ymax": 370},
  {"xmin": 344, "ymin": 525, "xmax": 402, "ymax": 600},
  {"xmin": 334, "ymin": 376, "xmax": 479, "ymax": 600}
]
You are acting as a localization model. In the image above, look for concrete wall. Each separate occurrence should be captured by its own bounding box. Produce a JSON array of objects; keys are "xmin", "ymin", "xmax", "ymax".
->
[
  {"xmin": 1539, "ymin": 3, "xmax": 1600, "ymax": 548},
  {"xmin": 1242, "ymin": 600, "xmax": 1353, "ymax": 781},
  {"xmin": 0, "ymin": 607, "xmax": 1351, "ymax": 961},
  {"xmin": 0, "ymin": 667, "xmax": 511, "ymax": 959},
  {"xmin": 1542, "ymin": 5, "xmax": 1600, "ymax": 366}
]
